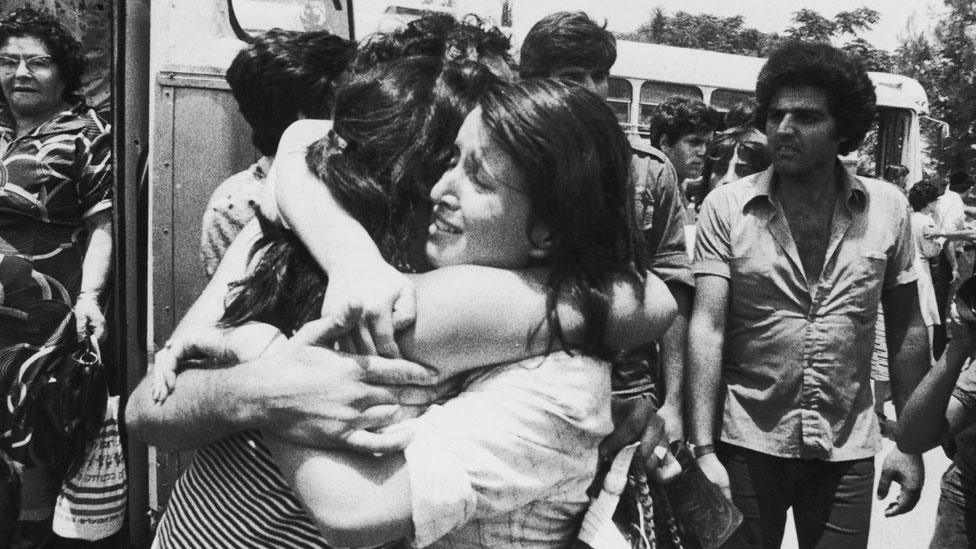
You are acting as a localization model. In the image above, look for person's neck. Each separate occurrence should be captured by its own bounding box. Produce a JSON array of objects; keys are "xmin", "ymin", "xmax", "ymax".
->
[
  {"xmin": 12, "ymin": 102, "xmax": 68, "ymax": 138},
  {"xmin": 776, "ymin": 161, "xmax": 838, "ymax": 205}
]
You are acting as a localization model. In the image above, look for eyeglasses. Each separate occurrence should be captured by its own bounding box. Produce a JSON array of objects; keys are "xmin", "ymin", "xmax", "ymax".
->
[{"xmin": 0, "ymin": 55, "xmax": 55, "ymax": 74}]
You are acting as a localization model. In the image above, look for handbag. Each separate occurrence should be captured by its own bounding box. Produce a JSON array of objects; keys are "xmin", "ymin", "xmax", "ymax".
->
[
  {"xmin": 51, "ymin": 395, "xmax": 126, "ymax": 541},
  {"xmin": 1, "ymin": 324, "xmax": 107, "ymax": 478}
]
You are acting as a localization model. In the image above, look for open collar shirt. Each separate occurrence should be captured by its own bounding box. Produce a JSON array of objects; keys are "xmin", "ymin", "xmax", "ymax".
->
[{"xmin": 693, "ymin": 164, "xmax": 916, "ymax": 461}]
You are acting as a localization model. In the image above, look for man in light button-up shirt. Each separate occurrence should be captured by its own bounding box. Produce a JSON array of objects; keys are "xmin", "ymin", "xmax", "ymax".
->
[{"xmin": 687, "ymin": 41, "xmax": 931, "ymax": 549}]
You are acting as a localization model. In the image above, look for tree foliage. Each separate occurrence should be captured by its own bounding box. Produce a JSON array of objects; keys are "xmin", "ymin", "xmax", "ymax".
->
[
  {"xmin": 893, "ymin": 1, "xmax": 976, "ymax": 173},
  {"xmin": 619, "ymin": 6, "xmax": 893, "ymax": 70}
]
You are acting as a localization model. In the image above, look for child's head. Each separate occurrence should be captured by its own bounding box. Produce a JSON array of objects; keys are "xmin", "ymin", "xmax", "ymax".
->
[{"xmin": 426, "ymin": 79, "xmax": 645, "ymax": 354}]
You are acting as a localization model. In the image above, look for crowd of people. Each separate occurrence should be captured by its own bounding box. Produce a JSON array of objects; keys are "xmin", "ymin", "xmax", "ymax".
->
[
  {"xmin": 4, "ymin": 3, "xmax": 976, "ymax": 549},
  {"xmin": 131, "ymin": 9, "xmax": 976, "ymax": 549}
]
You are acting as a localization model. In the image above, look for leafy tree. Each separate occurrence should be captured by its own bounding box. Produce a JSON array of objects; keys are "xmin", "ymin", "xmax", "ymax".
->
[
  {"xmin": 620, "ymin": 6, "xmax": 892, "ymax": 70},
  {"xmin": 893, "ymin": 1, "xmax": 976, "ymax": 173},
  {"xmin": 618, "ymin": 8, "xmax": 771, "ymax": 56}
]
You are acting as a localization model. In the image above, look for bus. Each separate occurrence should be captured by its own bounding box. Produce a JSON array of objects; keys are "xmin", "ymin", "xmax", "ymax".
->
[{"xmin": 609, "ymin": 40, "xmax": 939, "ymax": 185}]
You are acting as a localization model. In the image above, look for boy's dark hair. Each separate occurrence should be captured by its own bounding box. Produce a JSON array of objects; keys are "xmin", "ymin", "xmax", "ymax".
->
[
  {"xmin": 226, "ymin": 29, "xmax": 354, "ymax": 157},
  {"xmin": 519, "ymin": 11, "xmax": 615, "ymax": 79},
  {"xmin": 724, "ymin": 99, "xmax": 758, "ymax": 130},
  {"xmin": 908, "ymin": 179, "xmax": 942, "ymax": 212},
  {"xmin": 649, "ymin": 96, "xmax": 721, "ymax": 149},
  {"xmin": 949, "ymin": 171, "xmax": 974, "ymax": 193},
  {"xmin": 0, "ymin": 7, "xmax": 86, "ymax": 101},
  {"xmin": 755, "ymin": 40, "xmax": 876, "ymax": 156}
]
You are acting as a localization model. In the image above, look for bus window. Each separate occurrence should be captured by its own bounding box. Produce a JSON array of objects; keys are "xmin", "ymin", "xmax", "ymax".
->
[
  {"xmin": 874, "ymin": 107, "xmax": 912, "ymax": 178},
  {"xmin": 711, "ymin": 88, "xmax": 754, "ymax": 111},
  {"xmin": 231, "ymin": 0, "xmax": 352, "ymax": 37},
  {"xmin": 639, "ymin": 81, "xmax": 703, "ymax": 127},
  {"xmin": 608, "ymin": 77, "xmax": 632, "ymax": 125}
]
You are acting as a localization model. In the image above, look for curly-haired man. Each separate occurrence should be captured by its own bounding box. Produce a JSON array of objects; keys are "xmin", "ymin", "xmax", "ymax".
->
[{"xmin": 688, "ymin": 40, "xmax": 930, "ymax": 548}]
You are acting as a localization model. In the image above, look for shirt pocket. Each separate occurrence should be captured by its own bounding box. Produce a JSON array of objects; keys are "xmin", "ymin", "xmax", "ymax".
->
[
  {"xmin": 845, "ymin": 251, "xmax": 886, "ymax": 312},
  {"xmin": 729, "ymin": 256, "xmax": 778, "ymax": 316}
]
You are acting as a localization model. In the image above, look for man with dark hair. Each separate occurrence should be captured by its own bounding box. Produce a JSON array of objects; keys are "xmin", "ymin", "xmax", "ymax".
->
[
  {"xmin": 520, "ymin": 11, "xmax": 694, "ymax": 465},
  {"xmin": 650, "ymin": 97, "xmax": 721, "ymax": 184},
  {"xmin": 199, "ymin": 29, "xmax": 355, "ymax": 277},
  {"xmin": 688, "ymin": 40, "xmax": 929, "ymax": 548},
  {"xmin": 519, "ymin": 11, "xmax": 616, "ymax": 95}
]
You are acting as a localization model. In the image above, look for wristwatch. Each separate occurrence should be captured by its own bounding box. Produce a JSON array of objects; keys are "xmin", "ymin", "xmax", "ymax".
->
[{"xmin": 692, "ymin": 443, "xmax": 716, "ymax": 458}]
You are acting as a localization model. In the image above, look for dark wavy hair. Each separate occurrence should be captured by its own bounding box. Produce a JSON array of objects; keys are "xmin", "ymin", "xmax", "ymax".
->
[
  {"xmin": 220, "ymin": 58, "xmax": 499, "ymax": 333},
  {"xmin": 518, "ymin": 11, "xmax": 615, "ymax": 79},
  {"xmin": 226, "ymin": 29, "xmax": 354, "ymax": 156},
  {"xmin": 480, "ymin": 79, "xmax": 646, "ymax": 357},
  {"xmin": 0, "ymin": 7, "xmax": 86, "ymax": 100},
  {"xmin": 908, "ymin": 179, "xmax": 942, "ymax": 212},
  {"xmin": 649, "ymin": 96, "xmax": 721, "ymax": 149},
  {"xmin": 352, "ymin": 14, "xmax": 512, "ymax": 75},
  {"xmin": 693, "ymin": 127, "xmax": 771, "ymax": 209},
  {"xmin": 755, "ymin": 40, "xmax": 876, "ymax": 156}
]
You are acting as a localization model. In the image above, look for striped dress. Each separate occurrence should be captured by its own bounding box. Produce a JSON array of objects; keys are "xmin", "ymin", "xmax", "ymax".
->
[{"xmin": 153, "ymin": 430, "xmax": 330, "ymax": 548}]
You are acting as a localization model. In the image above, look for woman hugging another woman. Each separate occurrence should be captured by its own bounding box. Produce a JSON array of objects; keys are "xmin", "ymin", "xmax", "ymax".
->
[{"xmin": 141, "ymin": 56, "xmax": 675, "ymax": 548}]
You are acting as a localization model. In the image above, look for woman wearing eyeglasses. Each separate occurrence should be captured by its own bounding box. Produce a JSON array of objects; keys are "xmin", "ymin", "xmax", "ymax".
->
[{"xmin": 0, "ymin": 7, "xmax": 113, "ymax": 548}]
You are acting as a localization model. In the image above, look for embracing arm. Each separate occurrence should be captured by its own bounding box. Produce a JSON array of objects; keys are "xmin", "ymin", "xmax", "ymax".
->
[
  {"xmin": 400, "ymin": 265, "xmax": 677, "ymax": 377},
  {"xmin": 268, "ymin": 439, "xmax": 413, "ymax": 547}
]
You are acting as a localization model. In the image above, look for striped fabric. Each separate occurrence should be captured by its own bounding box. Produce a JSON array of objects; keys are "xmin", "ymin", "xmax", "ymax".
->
[{"xmin": 153, "ymin": 430, "xmax": 331, "ymax": 549}]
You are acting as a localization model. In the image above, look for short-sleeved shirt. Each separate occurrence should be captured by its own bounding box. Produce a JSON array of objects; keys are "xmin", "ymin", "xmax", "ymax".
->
[
  {"xmin": 0, "ymin": 103, "xmax": 113, "ymax": 297},
  {"xmin": 406, "ymin": 352, "xmax": 612, "ymax": 548},
  {"xmin": 613, "ymin": 142, "xmax": 691, "ymax": 396},
  {"xmin": 200, "ymin": 156, "xmax": 271, "ymax": 277},
  {"xmin": 693, "ymin": 164, "xmax": 916, "ymax": 461}
]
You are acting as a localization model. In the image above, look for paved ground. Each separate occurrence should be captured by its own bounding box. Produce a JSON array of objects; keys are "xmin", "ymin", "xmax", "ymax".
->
[{"xmin": 780, "ymin": 409, "xmax": 951, "ymax": 549}]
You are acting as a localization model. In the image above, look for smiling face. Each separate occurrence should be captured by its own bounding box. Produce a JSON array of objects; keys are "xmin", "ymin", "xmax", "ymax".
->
[
  {"xmin": 766, "ymin": 85, "xmax": 841, "ymax": 178},
  {"xmin": 0, "ymin": 36, "xmax": 66, "ymax": 120},
  {"xmin": 425, "ymin": 107, "xmax": 536, "ymax": 269}
]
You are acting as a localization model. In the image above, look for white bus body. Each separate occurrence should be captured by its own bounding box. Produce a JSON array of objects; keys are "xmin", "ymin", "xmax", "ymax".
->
[{"xmin": 609, "ymin": 40, "xmax": 932, "ymax": 183}]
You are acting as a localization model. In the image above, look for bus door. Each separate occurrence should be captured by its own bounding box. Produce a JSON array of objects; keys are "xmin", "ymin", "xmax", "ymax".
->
[{"xmin": 139, "ymin": 0, "xmax": 355, "ymax": 542}]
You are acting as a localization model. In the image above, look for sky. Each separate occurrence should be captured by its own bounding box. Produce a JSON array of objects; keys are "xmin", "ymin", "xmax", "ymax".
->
[{"xmin": 352, "ymin": 0, "xmax": 949, "ymax": 52}]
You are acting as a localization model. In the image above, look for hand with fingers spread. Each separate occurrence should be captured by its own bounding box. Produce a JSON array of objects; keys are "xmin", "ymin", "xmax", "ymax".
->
[
  {"xmin": 151, "ymin": 322, "xmax": 285, "ymax": 403},
  {"xmin": 877, "ymin": 447, "xmax": 924, "ymax": 517},
  {"xmin": 247, "ymin": 313, "xmax": 447, "ymax": 453}
]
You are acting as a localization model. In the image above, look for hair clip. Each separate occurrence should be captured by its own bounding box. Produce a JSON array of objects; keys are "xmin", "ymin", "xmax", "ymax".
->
[{"xmin": 328, "ymin": 128, "xmax": 349, "ymax": 152}]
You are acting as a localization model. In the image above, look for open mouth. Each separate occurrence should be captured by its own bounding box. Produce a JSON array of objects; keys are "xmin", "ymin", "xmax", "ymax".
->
[{"xmin": 431, "ymin": 214, "xmax": 461, "ymax": 235}]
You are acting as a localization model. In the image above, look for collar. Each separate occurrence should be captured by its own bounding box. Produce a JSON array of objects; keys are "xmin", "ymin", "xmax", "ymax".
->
[
  {"xmin": 0, "ymin": 99, "xmax": 88, "ymax": 138},
  {"xmin": 742, "ymin": 161, "xmax": 868, "ymax": 214}
]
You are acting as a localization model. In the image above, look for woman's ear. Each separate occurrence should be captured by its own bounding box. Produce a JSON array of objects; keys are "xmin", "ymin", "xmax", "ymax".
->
[{"xmin": 529, "ymin": 220, "xmax": 556, "ymax": 260}]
